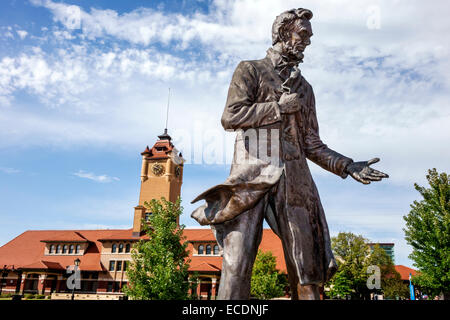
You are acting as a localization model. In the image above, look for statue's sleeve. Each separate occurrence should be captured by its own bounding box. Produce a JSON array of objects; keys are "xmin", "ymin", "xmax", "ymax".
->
[
  {"xmin": 303, "ymin": 87, "xmax": 353, "ymax": 178},
  {"xmin": 221, "ymin": 61, "xmax": 281, "ymax": 130}
]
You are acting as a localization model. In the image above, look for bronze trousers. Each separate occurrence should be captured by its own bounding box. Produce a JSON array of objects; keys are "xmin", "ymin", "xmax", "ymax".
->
[{"xmin": 213, "ymin": 173, "xmax": 319, "ymax": 299}]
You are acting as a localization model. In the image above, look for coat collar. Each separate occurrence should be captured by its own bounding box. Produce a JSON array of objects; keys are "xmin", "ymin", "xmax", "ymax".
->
[{"xmin": 266, "ymin": 47, "xmax": 299, "ymax": 70}]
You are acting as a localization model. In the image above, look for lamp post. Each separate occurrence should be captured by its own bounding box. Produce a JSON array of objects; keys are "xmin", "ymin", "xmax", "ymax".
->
[{"xmin": 71, "ymin": 258, "xmax": 80, "ymax": 301}]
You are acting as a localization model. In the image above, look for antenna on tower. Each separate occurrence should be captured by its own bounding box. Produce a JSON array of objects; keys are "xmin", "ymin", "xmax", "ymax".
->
[
  {"xmin": 165, "ymin": 87, "xmax": 170, "ymax": 131},
  {"xmin": 158, "ymin": 88, "xmax": 172, "ymax": 141}
]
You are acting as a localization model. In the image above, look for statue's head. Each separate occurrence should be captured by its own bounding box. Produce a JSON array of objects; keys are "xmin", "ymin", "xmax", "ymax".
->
[{"xmin": 272, "ymin": 8, "xmax": 313, "ymax": 61}]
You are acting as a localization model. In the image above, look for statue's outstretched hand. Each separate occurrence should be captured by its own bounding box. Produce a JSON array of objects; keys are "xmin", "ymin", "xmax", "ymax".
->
[{"xmin": 345, "ymin": 158, "xmax": 389, "ymax": 185}]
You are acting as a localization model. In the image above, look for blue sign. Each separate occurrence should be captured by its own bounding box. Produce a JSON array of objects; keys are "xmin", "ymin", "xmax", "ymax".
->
[{"xmin": 409, "ymin": 273, "xmax": 416, "ymax": 300}]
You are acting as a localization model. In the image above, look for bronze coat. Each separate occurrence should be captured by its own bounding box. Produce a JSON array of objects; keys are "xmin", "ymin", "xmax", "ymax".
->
[{"xmin": 191, "ymin": 49, "xmax": 353, "ymax": 284}]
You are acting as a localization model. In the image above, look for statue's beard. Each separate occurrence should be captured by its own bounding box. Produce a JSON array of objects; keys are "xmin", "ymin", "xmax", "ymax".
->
[{"xmin": 282, "ymin": 42, "xmax": 305, "ymax": 63}]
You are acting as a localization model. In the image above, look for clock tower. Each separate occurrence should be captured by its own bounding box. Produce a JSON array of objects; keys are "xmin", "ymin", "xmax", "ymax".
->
[{"xmin": 132, "ymin": 129, "xmax": 184, "ymax": 236}]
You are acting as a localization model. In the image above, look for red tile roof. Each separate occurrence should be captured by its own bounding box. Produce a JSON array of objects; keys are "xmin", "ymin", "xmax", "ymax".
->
[
  {"xmin": 40, "ymin": 231, "xmax": 88, "ymax": 243},
  {"xmin": 97, "ymin": 229, "xmax": 147, "ymax": 242},
  {"xmin": 189, "ymin": 261, "xmax": 222, "ymax": 272},
  {"xmin": 184, "ymin": 228, "xmax": 217, "ymax": 242},
  {"xmin": 142, "ymin": 139, "xmax": 174, "ymax": 160},
  {"xmin": 20, "ymin": 260, "xmax": 65, "ymax": 270},
  {"xmin": 395, "ymin": 265, "xmax": 418, "ymax": 280}
]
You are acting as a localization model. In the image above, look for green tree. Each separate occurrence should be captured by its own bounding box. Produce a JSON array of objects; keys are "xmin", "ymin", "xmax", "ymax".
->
[
  {"xmin": 327, "ymin": 269, "xmax": 353, "ymax": 299},
  {"xmin": 328, "ymin": 232, "xmax": 409, "ymax": 300},
  {"xmin": 124, "ymin": 197, "xmax": 191, "ymax": 300},
  {"xmin": 328, "ymin": 232, "xmax": 370, "ymax": 299},
  {"xmin": 250, "ymin": 250, "xmax": 286, "ymax": 299},
  {"xmin": 403, "ymin": 169, "xmax": 450, "ymax": 299}
]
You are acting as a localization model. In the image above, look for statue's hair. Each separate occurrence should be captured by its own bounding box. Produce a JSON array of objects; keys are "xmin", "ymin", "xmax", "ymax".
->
[{"xmin": 272, "ymin": 8, "xmax": 313, "ymax": 45}]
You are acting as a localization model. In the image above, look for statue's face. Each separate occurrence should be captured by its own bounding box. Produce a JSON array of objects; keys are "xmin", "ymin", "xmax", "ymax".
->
[{"xmin": 282, "ymin": 18, "xmax": 313, "ymax": 61}]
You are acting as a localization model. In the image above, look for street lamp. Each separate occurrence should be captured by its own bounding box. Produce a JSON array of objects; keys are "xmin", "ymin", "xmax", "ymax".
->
[{"xmin": 71, "ymin": 259, "xmax": 81, "ymax": 301}]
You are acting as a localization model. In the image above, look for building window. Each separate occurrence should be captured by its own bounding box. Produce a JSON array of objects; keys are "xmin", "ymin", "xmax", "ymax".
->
[
  {"xmin": 125, "ymin": 243, "xmax": 131, "ymax": 253},
  {"xmin": 118, "ymin": 243, "xmax": 124, "ymax": 253},
  {"xmin": 56, "ymin": 245, "xmax": 61, "ymax": 254},
  {"xmin": 213, "ymin": 245, "xmax": 219, "ymax": 255},
  {"xmin": 117, "ymin": 261, "xmax": 123, "ymax": 271},
  {"xmin": 206, "ymin": 245, "xmax": 211, "ymax": 255},
  {"xmin": 124, "ymin": 261, "xmax": 129, "ymax": 271},
  {"xmin": 107, "ymin": 282, "xmax": 113, "ymax": 292},
  {"xmin": 198, "ymin": 245, "xmax": 204, "ymax": 255},
  {"xmin": 145, "ymin": 212, "xmax": 152, "ymax": 221},
  {"xmin": 109, "ymin": 261, "xmax": 115, "ymax": 271},
  {"xmin": 75, "ymin": 244, "xmax": 81, "ymax": 254},
  {"xmin": 112, "ymin": 243, "xmax": 117, "ymax": 253},
  {"xmin": 69, "ymin": 245, "xmax": 74, "ymax": 254},
  {"xmin": 62, "ymin": 245, "xmax": 68, "ymax": 254},
  {"xmin": 49, "ymin": 244, "xmax": 55, "ymax": 254}
]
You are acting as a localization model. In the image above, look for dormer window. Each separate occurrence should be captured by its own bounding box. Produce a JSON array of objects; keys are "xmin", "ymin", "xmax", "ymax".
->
[
  {"xmin": 46, "ymin": 242, "xmax": 84, "ymax": 255},
  {"xmin": 195, "ymin": 243, "xmax": 220, "ymax": 256}
]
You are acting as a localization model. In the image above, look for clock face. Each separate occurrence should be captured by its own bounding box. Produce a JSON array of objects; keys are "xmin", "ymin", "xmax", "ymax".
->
[
  {"xmin": 152, "ymin": 163, "xmax": 165, "ymax": 176},
  {"xmin": 175, "ymin": 165, "xmax": 181, "ymax": 177}
]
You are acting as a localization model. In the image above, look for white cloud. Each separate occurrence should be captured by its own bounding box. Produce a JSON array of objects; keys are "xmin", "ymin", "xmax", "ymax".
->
[
  {"xmin": 73, "ymin": 170, "xmax": 120, "ymax": 183},
  {"xmin": 16, "ymin": 30, "xmax": 28, "ymax": 39},
  {"xmin": 0, "ymin": 0, "xmax": 445, "ymax": 186},
  {"xmin": 0, "ymin": 166, "xmax": 21, "ymax": 174}
]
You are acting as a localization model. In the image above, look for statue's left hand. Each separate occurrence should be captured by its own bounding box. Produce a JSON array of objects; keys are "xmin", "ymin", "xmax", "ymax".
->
[{"xmin": 345, "ymin": 158, "xmax": 389, "ymax": 184}]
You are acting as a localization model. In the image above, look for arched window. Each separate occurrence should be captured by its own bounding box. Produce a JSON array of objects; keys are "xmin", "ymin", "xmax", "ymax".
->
[
  {"xmin": 69, "ymin": 245, "xmax": 74, "ymax": 254},
  {"xmin": 49, "ymin": 244, "xmax": 55, "ymax": 254},
  {"xmin": 213, "ymin": 245, "xmax": 219, "ymax": 255},
  {"xmin": 112, "ymin": 243, "xmax": 117, "ymax": 253},
  {"xmin": 125, "ymin": 244, "xmax": 131, "ymax": 253},
  {"xmin": 62, "ymin": 245, "xmax": 68, "ymax": 254},
  {"xmin": 118, "ymin": 243, "xmax": 124, "ymax": 253},
  {"xmin": 56, "ymin": 245, "xmax": 61, "ymax": 254},
  {"xmin": 198, "ymin": 245, "xmax": 204, "ymax": 255},
  {"xmin": 206, "ymin": 245, "xmax": 211, "ymax": 255},
  {"xmin": 75, "ymin": 244, "xmax": 81, "ymax": 254}
]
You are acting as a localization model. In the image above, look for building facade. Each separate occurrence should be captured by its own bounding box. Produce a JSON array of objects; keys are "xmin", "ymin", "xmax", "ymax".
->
[{"xmin": 368, "ymin": 242, "xmax": 395, "ymax": 263}]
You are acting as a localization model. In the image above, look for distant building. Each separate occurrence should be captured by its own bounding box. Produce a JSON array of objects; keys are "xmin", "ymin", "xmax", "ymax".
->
[
  {"xmin": 368, "ymin": 242, "xmax": 395, "ymax": 263},
  {"xmin": 0, "ymin": 131, "xmax": 285, "ymax": 300}
]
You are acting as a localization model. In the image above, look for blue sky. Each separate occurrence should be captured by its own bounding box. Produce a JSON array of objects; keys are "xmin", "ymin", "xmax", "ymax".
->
[{"xmin": 0, "ymin": 0, "xmax": 449, "ymax": 268}]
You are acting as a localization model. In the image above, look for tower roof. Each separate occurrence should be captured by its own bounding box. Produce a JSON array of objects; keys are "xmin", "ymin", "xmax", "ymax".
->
[{"xmin": 141, "ymin": 129, "xmax": 182, "ymax": 161}]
